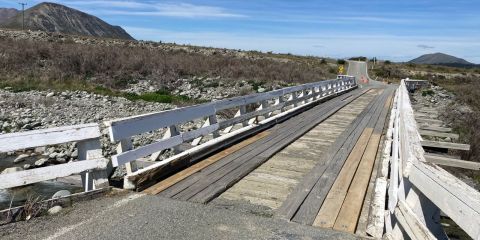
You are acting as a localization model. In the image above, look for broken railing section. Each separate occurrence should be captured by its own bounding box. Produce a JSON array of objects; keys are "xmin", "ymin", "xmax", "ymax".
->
[
  {"xmin": 105, "ymin": 78, "xmax": 357, "ymax": 189},
  {"xmin": 368, "ymin": 80, "xmax": 480, "ymax": 239},
  {"xmin": 0, "ymin": 123, "xmax": 110, "ymax": 191}
]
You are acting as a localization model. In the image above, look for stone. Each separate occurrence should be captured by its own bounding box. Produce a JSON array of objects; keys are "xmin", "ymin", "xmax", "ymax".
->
[
  {"xmin": 47, "ymin": 206, "xmax": 63, "ymax": 215},
  {"xmin": 14, "ymin": 154, "xmax": 29, "ymax": 163},
  {"xmin": 257, "ymin": 87, "xmax": 266, "ymax": 93},
  {"xmin": 46, "ymin": 92, "xmax": 55, "ymax": 98},
  {"xmin": 34, "ymin": 158, "xmax": 48, "ymax": 167},
  {"xmin": 52, "ymin": 190, "xmax": 71, "ymax": 199},
  {"xmin": 1, "ymin": 167, "xmax": 22, "ymax": 174},
  {"xmin": 23, "ymin": 164, "xmax": 31, "ymax": 170}
]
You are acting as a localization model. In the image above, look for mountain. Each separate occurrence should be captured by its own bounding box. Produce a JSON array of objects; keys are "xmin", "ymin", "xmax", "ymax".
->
[
  {"xmin": 409, "ymin": 53, "xmax": 474, "ymax": 67},
  {"xmin": 0, "ymin": 2, "xmax": 133, "ymax": 40},
  {"xmin": 0, "ymin": 8, "xmax": 19, "ymax": 24}
]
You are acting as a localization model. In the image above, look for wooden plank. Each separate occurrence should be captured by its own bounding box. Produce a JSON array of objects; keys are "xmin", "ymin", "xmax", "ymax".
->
[
  {"xmin": 419, "ymin": 125, "xmax": 452, "ymax": 133},
  {"xmin": 0, "ymin": 123, "xmax": 100, "ymax": 152},
  {"xmin": 128, "ymin": 84, "xmax": 359, "ymax": 189},
  {"xmin": 415, "ymin": 117, "xmax": 443, "ymax": 125},
  {"xmin": 356, "ymin": 92, "xmax": 394, "ymax": 236},
  {"xmin": 143, "ymin": 131, "xmax": 270, "ymax": 195},
  {"xmin": 312, "ymin": 128, "xmax": 374, "ymax": 228},
  {"xmin": 419, "ymin": 130, "xmax": 459, "ymax": 139},
  {"xmin": 0, "ymin": 159, "xmax": 108, "ymax": 189},
  {"xmin": 394, "ymin": 201, "xmax": 437, "ymax": 240},
  {"xmin": 276, "ymin": 89, "xmax": 384, "ymax": 222},
  {"xmin": 421, "ymin": 140, "xmax": 470, "ymax": 151},
  {"xmin": 425, "ymin": 153, "xmax": 480, "ymax": 170},
  {"xmin": 408, "ymin": 162, "xmax": 480, "ymax": 239},
  {"xmin": 332, "ymin": 133, "xmax": 381, "ymax": 233},
  {"xmin": 106, "ymin": 103, "xmax": 216, "ymax": 141},
  {"xmin": 168, "ymin": 88, "xmax": 369, "ymax": 202},
  {"xmin": 180, "ymin": 98, "xmax": 356, "ymax": 202},
  {"xmin": 289, "ymin": 89, "xmax": 391, "ymax": 225},
  {"xmin": 158, "ymin": 88, "xmax": 366, "ymax": 199}
]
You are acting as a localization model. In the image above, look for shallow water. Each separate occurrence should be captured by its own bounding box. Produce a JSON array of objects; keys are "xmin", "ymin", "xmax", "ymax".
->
[{"xmin": 0, "ymin": 181, "xmax": 82, "ymax": 209}]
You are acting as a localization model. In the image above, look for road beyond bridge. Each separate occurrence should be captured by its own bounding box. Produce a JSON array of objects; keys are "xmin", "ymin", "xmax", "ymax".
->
[{"xmin": 1, "ymin": 61, "xmax": 479, "ymax": 240}]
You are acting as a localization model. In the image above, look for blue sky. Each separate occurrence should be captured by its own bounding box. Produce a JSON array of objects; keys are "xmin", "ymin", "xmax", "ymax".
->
[{"xmin": 1, "ymin": 0, "xmax": 480, "ymax": 63}]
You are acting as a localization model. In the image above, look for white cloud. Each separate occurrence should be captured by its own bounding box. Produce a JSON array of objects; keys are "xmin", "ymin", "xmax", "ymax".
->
[
  {"xmin": 124, "ymin": 26, "xmax": 480, "ymax": 63},
  {"xmin": 51, "ymin": 0, "xmax": 247, "ymax": 18}
]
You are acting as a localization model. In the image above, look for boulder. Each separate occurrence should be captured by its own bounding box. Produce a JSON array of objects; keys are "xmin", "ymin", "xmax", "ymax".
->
[
  {"xmin": 52, "ymin": 190, "xmax": 71, "ymax": 199},
  {"xmin": 47, "ymin": 206, "xmax": 63, "ymax": 215},
  {"xmin": 14, "ymin": 154, "xmax": 29, "ymax": 163},
  {"xmin": 34, "ymin": 158, "xmax": 48, "ymax": 167}
]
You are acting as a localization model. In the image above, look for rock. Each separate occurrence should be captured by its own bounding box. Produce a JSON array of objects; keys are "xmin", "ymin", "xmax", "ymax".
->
[
  {"xmin": 52, "ymin": 190, "xmax": 71, "ymax": 199},
  {"xmin": 47, "ymin": 206, "xmax": 63, "ymax": 215},
  {"xmin": 257, "ymin": 87, "xmax": 266, "ymax": 93},
  {"xmin": 46, "ymin": 92, "xmax": 55, "ymax": 98},
  {"xmin": 34, "ymin": 158, "xmax": 48, "ymax": 167},
  {"xmin": 70, "ymin": 149, "xmax": 78, "ymax": 158},
  {"xmin": 23, "ymin": 164, "xmax": 31, "ymax": 170},
  {"xmin": 14, "ymin": 154, "xmax": 29, "ymax": 163},
  {"xmin": 1, "ymin": 167, "xmax": 22, "ymax": 174}
]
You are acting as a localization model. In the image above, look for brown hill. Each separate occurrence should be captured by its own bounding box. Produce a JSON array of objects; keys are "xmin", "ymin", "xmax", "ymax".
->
[{"xmin": 1, "ymin": 2, "xmax": 133, "ymax": 40}]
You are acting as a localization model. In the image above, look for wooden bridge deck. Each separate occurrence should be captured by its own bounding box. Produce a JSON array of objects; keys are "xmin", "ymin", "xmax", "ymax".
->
[{"xmin": 144, "ymin": 85, "xmax": 395, "ymax": 236}]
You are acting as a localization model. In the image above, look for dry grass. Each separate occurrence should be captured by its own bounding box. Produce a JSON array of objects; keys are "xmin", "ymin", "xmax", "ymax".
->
[{"xmin": 0, "ymin": 37, "xmax": 335, "ymax": 92}]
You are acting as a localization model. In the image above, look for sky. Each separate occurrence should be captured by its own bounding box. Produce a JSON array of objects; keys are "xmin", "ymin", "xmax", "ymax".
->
[{"xmin": 1, "ymin": 0, "xmax": 480, "ymax": 63}]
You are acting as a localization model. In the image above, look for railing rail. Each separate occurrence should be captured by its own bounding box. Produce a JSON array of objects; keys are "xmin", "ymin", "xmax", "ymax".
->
[
  {"xmin": 377, "ymin": 80, "xmax": 480, "ymax": 240},
  {"xmin": 0, "ymin": 123, "xmax": 110, "ymax": 191},
  {"xmin": 105, "ymin": 78, "xmax": 357, "ymax": 189}
]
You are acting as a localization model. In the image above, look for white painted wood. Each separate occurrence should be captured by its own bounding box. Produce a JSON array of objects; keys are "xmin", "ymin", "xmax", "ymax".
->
[
  {"xmin": 106, "ymin": 104, "xmax": 216, "ymax": 141},
  {"xmin": 408, "ymin": 162, "xmax": 480, "ymax": 239},
  {"xmin": 192, "ymin": 115, "xmax": 219, "ymax": 146},
  {"xmin": 394, "ymin": 201, "xmax": 437, "ymax": 240},
  {"xmin": 425, "ymin": 154, "xmax": 480, "ymax": 170},
  {"xmin": 388, "ymin": 80, "xmax": 480, "ymax": 240},
  {"xmin": 421, "ymin": 140, "xmax": 470, "ymax": 151},
  {"xmin": 78, "ymin": 139, "xmax": 109, "ymax": 191},
  {"xmin": 0, "ymin": 123, "xmax": 100, "ymax": 152},
  {"xmin": 114, "ymin": 124, "xmax": 220, "ymax": 166},
  {"xmin": 127, "ymin": 84, "xmax": 356, "ymax": 182},
  {"xmin": 0, "ymin": 159, "xmax": 107, "ymax": 189}
]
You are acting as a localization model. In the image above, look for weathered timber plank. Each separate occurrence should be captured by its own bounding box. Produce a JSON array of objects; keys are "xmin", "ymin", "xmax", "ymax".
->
[
  {"xmin": 178, "ymin": 89, "xmax": 371, "ymax": 202},
  {"xmin": 138, "ymin": 88, "xmax": 361, "ymax": 191},
  {"xmin": 419, "ymin": 125, "xmax": 452, "ymax": 133},
  {"xmin": 275, "ymin": 89, "xmax": 385, "ymax": 221},
  {"xmin": 143, "ymin": 131, "xmax": 270, "ymax": 195},
  {"xmin": 312, "ymin": 128, "xmax": 373, "ymax": 228},
  {"xmin": 424, "ymin": 154, "xmax": 480, "ymax": 170},
  {"xmin": 419, "ymin": 130, "xmax": 459, "ymax": 140},
  {"xmin": 332, "ymin": 133, "xmax": 381, "ymax": 233},
  {"xmin": 160, "ymin": 89, "xmax": 368, "ymax": 199},
  {"xmin": 288, "ymin": 89, "xmax": 391, "ymax": 225},
  {"xmin": 421, "ymin": 140, "xmax": 470, "ymax": 151},
  {"xmin": 0, "ymin": 123, "xmax": 100, "ymax": 152},
  {"xmin": 356, "ymin": 92, "xmax": 394, "ymax": 236}
]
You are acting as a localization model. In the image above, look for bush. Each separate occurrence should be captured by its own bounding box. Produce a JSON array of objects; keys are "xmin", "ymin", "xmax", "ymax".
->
[
  {"xmin": 337, "ymin": 59, "xmax": 346, "ymax": 65},
  {"xmin": 0, "ymin": 38, "xmax": 334, "ymax": 91}
]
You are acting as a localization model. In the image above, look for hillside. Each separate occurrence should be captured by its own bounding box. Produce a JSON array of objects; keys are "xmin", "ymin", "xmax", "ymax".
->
[
  {"xmin": 409, "ymin": 52, "xmax": 474, "ymax": 67},
  {"xmin": 0, "ymin": 8, "xmax": 18, "ymax": 24},
  {"xmin": 0, "ymin": 2, "xmax": 133, "ymax": 40}
]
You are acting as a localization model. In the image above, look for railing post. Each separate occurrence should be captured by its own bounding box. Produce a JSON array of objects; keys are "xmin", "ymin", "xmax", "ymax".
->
[
  {"xmin": 117, "ymin": 138, "xmax": 137, "ymax": 189},
  {"xmin": 78, "ymin": 138, "xmax": 109, "ymax": 191}
]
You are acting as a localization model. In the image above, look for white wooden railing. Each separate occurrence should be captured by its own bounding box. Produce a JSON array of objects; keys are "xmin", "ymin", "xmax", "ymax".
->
[
  {"xmin": 0, "ymin": 124, "xmax": 110, "ymax": 191},
  {"xmin": 105, "ymin": 78, "xmax": 357, "ymax": 189},
  {"xmin": 368, "ymin": 80, "xmax": 480, "ymax": 239}
]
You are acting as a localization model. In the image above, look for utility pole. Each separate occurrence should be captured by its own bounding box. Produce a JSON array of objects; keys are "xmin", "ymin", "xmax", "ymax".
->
[{"xmin": 19, "ymin": 2, "xmax": 27, "ymax": 31}]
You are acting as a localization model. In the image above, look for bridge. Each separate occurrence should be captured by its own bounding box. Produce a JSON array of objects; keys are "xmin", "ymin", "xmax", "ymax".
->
[{"xmin": 1, "ymin": 61, "xmax": 479, "ymax": 240}]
